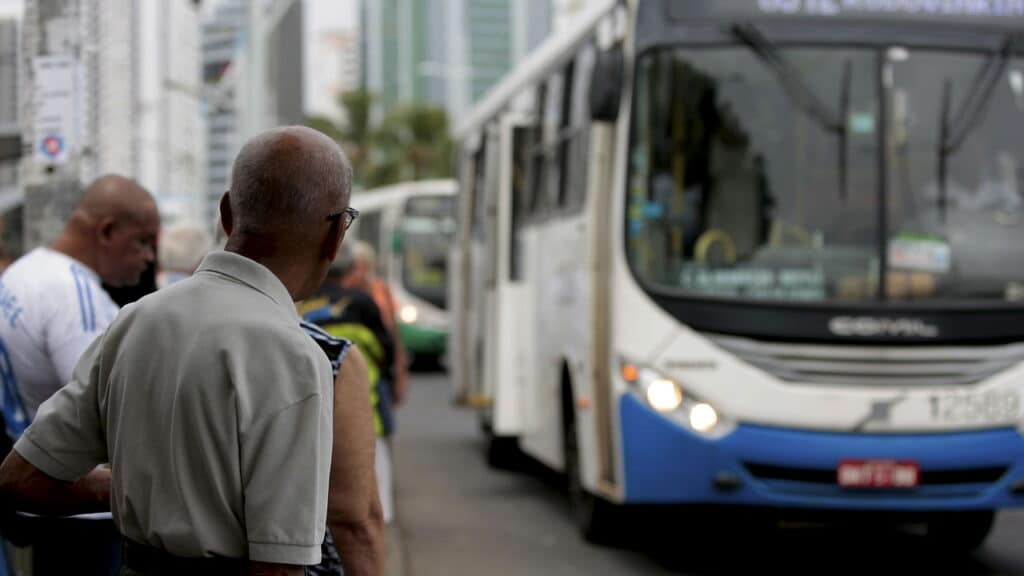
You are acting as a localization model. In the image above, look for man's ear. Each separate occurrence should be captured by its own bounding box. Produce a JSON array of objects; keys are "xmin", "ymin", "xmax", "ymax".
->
[
  {"xmin": 322, "ymin": 219, "xmax": 345, "ymax": 263},
  {"xmin": 219, "ymin": 192, "xmax": 234, "ymax": 236},
  {"xmin": 97, "ymin": 217, "xmax": 117, "ymax": 247}
]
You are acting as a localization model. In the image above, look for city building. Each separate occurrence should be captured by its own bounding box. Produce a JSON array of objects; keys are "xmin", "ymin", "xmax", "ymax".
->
[
  {"xmin": 201, "ymin": 0, "xmax": 303, "ymax": 225},
  {"xmin": 136, "ymin": 0, "xmax": 205, "ymax": 224},
  {"xmin": 202, "ymin": 0, "xmax": 244, "ymax": 222},
  {"xmin": 20, "ymin": 0, "xmax": 137, "ymax": 249},
  {"xmin": 0, "ymin": 10, "xmax": 21, "ymax": 261},
  {"xmin": 307, "ymin": 28, "xmax": 360, "ymax": 125},
  {"xmin": 361, "ymin": 0, "xmax": 550, "ymax": 126}
]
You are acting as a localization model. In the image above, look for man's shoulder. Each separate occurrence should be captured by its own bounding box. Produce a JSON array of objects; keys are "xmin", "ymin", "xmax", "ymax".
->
[
  {"xmin": 0, "ymin": 249, "xmax": 93, "ymax": 318},
  {"xmin": 3, "ymin": 249, "xmax": 70, "ymax": 286}
]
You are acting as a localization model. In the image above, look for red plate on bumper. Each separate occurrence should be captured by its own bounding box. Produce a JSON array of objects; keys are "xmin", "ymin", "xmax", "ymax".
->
[{"xmin": 837, "ymin": 460, "xmax": 920, "ymax": 488}]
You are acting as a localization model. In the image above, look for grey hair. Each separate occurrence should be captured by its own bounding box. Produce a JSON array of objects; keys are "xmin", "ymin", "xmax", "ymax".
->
[
  {"xmin": 159, "ymin": 220, "xmax": 213, "ymax": 272},
  {"xmin": 352, "ymin": 240, "xmax": 377, "ymax": 268},
  {"xmin": 228, "ymin": 126, "xmax": 353, "ymax": 235},
  {"xmin": 328, "ymin": 242, "xmax": 356, "ymax": 279}
]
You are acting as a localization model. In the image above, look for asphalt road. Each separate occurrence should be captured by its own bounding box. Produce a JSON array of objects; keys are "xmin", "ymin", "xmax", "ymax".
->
[{"xmin": 391, "ymin": 372, "xmax": 1024, "ymax": 576}]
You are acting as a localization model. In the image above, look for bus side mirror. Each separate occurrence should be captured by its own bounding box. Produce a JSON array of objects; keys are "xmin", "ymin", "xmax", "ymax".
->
[{"xmin": 589, "ymin": 45, "xmax": 624, "ymax": 122}]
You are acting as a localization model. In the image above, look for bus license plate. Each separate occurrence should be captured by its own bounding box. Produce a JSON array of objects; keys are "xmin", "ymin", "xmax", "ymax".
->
[{"xmin": 837, "ymin": 460, "xmax": 919, "ymax": 489}]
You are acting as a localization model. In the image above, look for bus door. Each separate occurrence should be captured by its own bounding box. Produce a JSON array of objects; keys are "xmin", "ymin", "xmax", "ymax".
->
[
  {"xmin": 485, "ymin": 117, "xmax": 533, "ymax": 437},
  {"xmin": 450, "ymin": 147, "xmax": 478, "ymax": 402}
]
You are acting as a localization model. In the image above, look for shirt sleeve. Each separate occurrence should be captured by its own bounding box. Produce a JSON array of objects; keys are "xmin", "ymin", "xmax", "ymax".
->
[
  {"xmin": 241, "ymin": 391, "xmax": 332, "ymax": 565},
  {"xmin": 14, "ymin": 332, "xmax": 108, "ymax": 482}
]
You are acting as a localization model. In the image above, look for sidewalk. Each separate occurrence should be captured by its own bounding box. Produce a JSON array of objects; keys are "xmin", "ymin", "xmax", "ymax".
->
[{"xmin": 386, "ymin": 523, "xmax": 406, "ymax": 576}]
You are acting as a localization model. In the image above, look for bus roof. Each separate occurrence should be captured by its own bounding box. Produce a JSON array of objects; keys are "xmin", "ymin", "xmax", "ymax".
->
[
  {"xmin": 666, "ymin": 0, "xmax": 1024, "ymax": 24},
  {"xmin": 454, "ymin": 0, "xmax": 617, "ymax": 140},
  {"xmin": 352, "ymin": 179, "xmax": 457, "ymax": 212}
]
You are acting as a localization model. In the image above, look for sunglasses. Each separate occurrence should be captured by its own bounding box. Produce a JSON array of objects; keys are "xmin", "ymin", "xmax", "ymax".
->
[{"xmin": 326, "ymin": 206, "xmax": 360, "ymax": 230}]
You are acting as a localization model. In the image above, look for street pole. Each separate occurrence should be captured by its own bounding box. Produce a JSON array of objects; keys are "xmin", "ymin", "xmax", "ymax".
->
[{"xmin": 21, "ymin": 0, "xmax": 83, "ymax": 250}]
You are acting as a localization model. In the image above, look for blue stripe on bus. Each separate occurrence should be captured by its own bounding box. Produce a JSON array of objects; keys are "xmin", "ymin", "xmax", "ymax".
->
[{"xmin": 618, "ymin": 394, "xmax": 1024, "ymax": 511}]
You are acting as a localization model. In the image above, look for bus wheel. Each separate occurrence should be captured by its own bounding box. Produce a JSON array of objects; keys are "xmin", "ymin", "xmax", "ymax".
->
[
  {"xmin": 925, "ymin": 511, "xmax": 995, "ymax": 552},
  {"xmin": 484, "ymin": 427, "xmax": 521, "ymax": 471},
  {"xmin": 563, "ymin": 396, "xmax": 618, "ymax": 544}
]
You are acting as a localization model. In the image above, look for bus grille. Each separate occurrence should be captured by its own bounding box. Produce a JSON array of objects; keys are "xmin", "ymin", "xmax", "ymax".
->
[{"xmin": 707, "ymin": 334, "xmax": 1024, "ymax": 387}]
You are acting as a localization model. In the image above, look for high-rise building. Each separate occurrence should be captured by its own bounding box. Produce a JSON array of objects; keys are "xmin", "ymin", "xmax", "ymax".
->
[
  {"xmin": 0, "ymin": 13, "xmax": 22, "ymax": 260},
  {"xmin": 83, "ymin": 0, "xmax": 137, "ymax": 184},
  {"xmin": 362, "ymin": 0, "xmax": 550, "ymax": 126},
  {"xmin": 201, "ymin": 0, "xmax": 244, "ymax": 222},
  {"xmin": 0, "ymin": 16, "xmax": 19, "ymax": 187},
  {"xmin": 20, "ymin": 0, "xmax": 137, "ymax": 249},
  {"xmin": 137, "ymin": 0, "xmax": 205, "ymax": 224},
  {"xmin": 308, "ymin": 28, "xmax": 360, "ymax": 124},
  {"xmin": 201, "ymin": 0, "xmax": 303, "ymax": 224}
]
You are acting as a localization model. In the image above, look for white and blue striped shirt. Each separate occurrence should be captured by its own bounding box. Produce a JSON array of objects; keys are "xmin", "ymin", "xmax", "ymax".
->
[{"xmin": 0, "ymin": 248, "xmax": 118, "ymax": 437}]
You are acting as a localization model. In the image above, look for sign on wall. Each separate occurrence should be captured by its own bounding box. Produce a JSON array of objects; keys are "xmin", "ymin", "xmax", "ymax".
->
[{"xmin": 32, "ymin": 55, "xmax": 77, "ymax": 165}]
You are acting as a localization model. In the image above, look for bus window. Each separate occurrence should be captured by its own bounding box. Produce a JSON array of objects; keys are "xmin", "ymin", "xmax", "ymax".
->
[
  {"xmin": 527, "ymin": 83, "xmax": 548, "ymax": 217},
  {"xmin": 356, "ymin": 210, "xmax": 383, "ymax": 272},
  {"xmin": 627, "ymin": 47, "xmax": 881, "ymax": 302},
  {"xmin": 543, "ymin": 71, "xmax": 566, "ymax": 212},
  {"xmin": 401, "ymin": 195, "xmax": 456, "ymax": 310},
  {"xmin": 567, "ymin": 42, "xmax": 596, "ymax": 211},
  {"xmin": 510, "ymin": 126, "xmax": 531, "ymax": 281},
  {"xmin": 471, "ymin": 141, "xmax": 487, "ymax": 241},
  {"xmin": 556, "ymin": 59, "xmax": 575, "ymax": 208}
]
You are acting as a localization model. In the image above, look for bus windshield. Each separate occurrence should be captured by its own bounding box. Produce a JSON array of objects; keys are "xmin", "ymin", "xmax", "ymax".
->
[
  {"xmin": 626, "ymin": 42, "xmax": 1024, "ymax": 304},
  {"xmin": 401, "ymin": 194, "xmax": 456, "ymax": 310}
]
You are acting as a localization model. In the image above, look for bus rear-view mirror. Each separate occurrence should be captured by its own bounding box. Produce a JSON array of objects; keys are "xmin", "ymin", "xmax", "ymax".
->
[{"xmin": 590, "ymin": 45, "xmax": 624, "ymax": 122}]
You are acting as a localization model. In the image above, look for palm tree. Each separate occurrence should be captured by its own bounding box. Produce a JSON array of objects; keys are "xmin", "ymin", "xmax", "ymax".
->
[{"xmin": 306, "ymin": 90, "xmax": 453, "ymax": 189}]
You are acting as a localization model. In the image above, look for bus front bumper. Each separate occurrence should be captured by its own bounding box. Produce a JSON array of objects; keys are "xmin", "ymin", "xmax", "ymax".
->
[
  {"xmin": 398, "ymin": 323, "xmax": 447, "ymax": 356},
  {"xmin": 619, "ymin": 395, "xmax": 1024, "ymax": 511}
]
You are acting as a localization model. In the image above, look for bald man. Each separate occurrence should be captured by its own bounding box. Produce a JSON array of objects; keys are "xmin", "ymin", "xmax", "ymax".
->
[
  {"xmin": 0, "ymin": 127, "xmax": 383, "ymax": 576},
  {"xmin": 0, "ymin": 174, "xmax": 158, "ymax": 434},
  {"xmin": 0, "ymin": 174, "xmax": 157, "ymax": 574}
]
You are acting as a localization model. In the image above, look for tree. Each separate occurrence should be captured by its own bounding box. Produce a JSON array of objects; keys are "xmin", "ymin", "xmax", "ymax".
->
[{"xmin": 306, "ymin": 90, "xmax": 454, "ymax": 189}]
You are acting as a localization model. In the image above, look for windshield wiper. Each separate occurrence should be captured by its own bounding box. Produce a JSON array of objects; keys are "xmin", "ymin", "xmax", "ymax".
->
[
  {"xmin": 936, "ymin": 34, "xmax": 1019, "ymax": 221},
  {"xmin": 733, "ymin": 24, "xmax": 843, "ymax": 133},
  {"xmin": 732, "ymin": 24, "xmax": 850, "ymax": 199}
]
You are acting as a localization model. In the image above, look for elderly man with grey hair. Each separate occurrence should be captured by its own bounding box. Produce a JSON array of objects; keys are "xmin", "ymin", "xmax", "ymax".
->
[
  {"xmin": 0, "ymin": 126, "xmax": 384, "ymax": 576},
  {"xmin": 157, "ymin": 220, "xmax": 213, "ymax": 288}
]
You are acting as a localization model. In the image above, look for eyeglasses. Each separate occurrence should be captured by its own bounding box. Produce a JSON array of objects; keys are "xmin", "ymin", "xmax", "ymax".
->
[{"xmin": 326, "ymin": 206, "xmax": 360, "ymax": 230}]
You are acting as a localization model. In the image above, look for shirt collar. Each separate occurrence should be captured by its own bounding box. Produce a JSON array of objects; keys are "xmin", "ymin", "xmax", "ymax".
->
[
  {"xmin": 196, "ymin": 251, "xmax": 299, "ymax": 319},
  {"xmin": 40, "ymin": 247, "xmax": 101, "ymax": 283}
]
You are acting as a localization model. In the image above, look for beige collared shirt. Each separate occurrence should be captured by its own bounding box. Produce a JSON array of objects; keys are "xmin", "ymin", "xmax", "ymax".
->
[{"xmin": 14, "ymin": 251, "xmax": 334, "ymax": 565}]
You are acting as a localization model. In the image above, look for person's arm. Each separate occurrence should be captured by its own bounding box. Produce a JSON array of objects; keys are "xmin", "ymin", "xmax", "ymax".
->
[
  {"xmin": 328, "ymin": 346, "xmax": 385, "ymax": 576},
  {"xmin": 392, "ymin": 339, "xmax": 409, "ymax": 405},
  {"xmin": 0, "ymin": 334, "xmax": 110, "ymax": 515},
  {"xmin": 0, "ymin": 451, "xmax": 109, "ymax": 515}
]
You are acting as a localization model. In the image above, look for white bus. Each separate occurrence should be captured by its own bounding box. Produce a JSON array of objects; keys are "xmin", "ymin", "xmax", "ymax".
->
[
  {"xmin": 449, "ymin": 0, "xmax": 1024, "ymax": 548},
  {"xmin": 350, "ymin": 180, "xmax": 457, "ymax": 366}
]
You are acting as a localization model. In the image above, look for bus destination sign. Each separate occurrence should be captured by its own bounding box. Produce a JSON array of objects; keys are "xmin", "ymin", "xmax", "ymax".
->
[
  {"xmin": 666, "ymin": 0, "xmax": 1024, "ymax": 21},
  {"xmin": 756, "ymin": 0, "xmax": 1024, "ymax": 17}
]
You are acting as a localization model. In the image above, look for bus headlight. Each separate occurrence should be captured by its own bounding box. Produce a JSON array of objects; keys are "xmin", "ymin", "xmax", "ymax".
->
[
  {"xmin": 399, "ymin": 304, "xmax": 419, "ymax": 324},
  {"xmin": 689, "ymin": 403, "xmax": 719, "ymax": 433},
  {"xmin": 646, "ymin": 378, "xmax": 683, "ymax": 413},
  {"xmin": 621, "ymin": 360, "xmax": 733, "ymax": 438}
]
